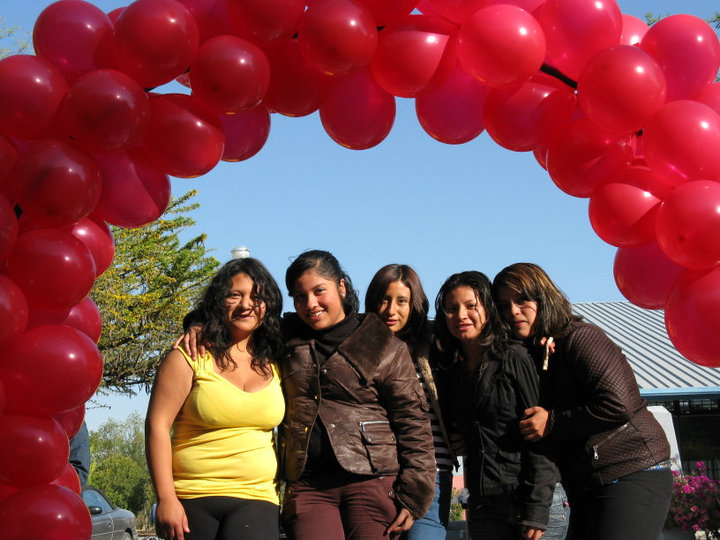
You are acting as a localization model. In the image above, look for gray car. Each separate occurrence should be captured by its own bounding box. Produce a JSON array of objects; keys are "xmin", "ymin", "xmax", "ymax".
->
[{"xmin": 82, "ymin": 486, "xmax": 139, "ymax": 540}]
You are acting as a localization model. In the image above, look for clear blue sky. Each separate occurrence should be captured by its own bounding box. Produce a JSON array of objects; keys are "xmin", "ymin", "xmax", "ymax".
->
[{"xmin": 3, "ymin": 0, "xmax": 717, "ymax": 430}]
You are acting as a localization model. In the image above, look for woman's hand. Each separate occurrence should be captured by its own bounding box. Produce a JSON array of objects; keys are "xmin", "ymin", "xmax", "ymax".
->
[
  {"xmin": 155, "ymin": 497, "xmax": 190, "ymax": 540},
  {"xmin": 386, "ymin": 508, "xmax": 414, "ymax": 536},
  {"xmin": 519, "ymin": 406, "xmax": 550, "ymax": 442},
  {"xmin": 521, "ymin": 525, "xmax": 544, "ymax": 540},
  {"xmin": 172, "ymin": 323, "xmax": 205, "ymax": 359}
]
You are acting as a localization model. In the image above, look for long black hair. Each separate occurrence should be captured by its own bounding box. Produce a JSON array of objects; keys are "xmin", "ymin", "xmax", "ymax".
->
[{"xmin": 285, "ymin": 250, "xmax": 359, "ymax": 314}]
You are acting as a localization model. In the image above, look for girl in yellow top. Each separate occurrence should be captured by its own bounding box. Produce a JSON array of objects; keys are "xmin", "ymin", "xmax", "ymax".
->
[{"xmin": 146, "ymin": 258, "xmax": 285, "ymax": 540}]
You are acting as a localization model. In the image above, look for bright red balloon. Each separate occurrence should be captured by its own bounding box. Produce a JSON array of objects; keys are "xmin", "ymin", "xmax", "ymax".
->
[
  {"xmin": 0, "ymin": 275, "xmax": 29, "ymax": 347},
  {"xmin": 578, "ymin": 45, "xmax": 666, "ymax": 134},
  {"xmin": 92, "ymin": 150, "xmax": 171, "ymax": 228},
  {"xmin": 415, "ymin": 60, "xmax": 489, "ymax": 144},
  {"xmin": 0, "ymin": 193, "xmax": 18, "ymax": 261},
  {"xmin": 189, "ymin": 35, "xmax": 270, "ymax": 114},
  {"xmin": 219, "ymin": 105, "xmax": 271, "ymax": 162},
  {"xmin": 63, "ymin": 69, "xmax": 150, "ymax": 151},
  {"xmin": 371, "ymin": 15, "xmax": 458, "ymax": 98},
  {"xmin": 227, "ymin": 0, "xmax": 305, "ymax": 42},
  {"xmin": 176, "ymin": 0, "xmax": 234, "ymax": 43},
  {"xmin": 353, "ymin": 0, "xmax": 418, "ymax": 27},
  {"xmin": 0, "ymin": 55, "xmax": 69, "ymax": 140},
  {"xmin": 1, "ymin": 325, "xmax": 103, "ymax": 416},
  {"xmin": 52, "ymin": 463, "xmax": 82, "ymax": 495},
  {"xmin": 113, "ymin": 0, "xmax": 200, "ymax": 88},
  {"xmin": 539, "ymin": 0, "xmax": 622, "ymax": 81},
  {"xmin": 588, "ymin": 182, "xmax": 660, "ymax": 248},
  {"xmin": 665, "ymin": 266, "xmax": 720, "ymax": 368},
  {"xmin": 28, "ymin": 296, "xmax": 103, "ymax": 343},
  {"xmin": 320, "ymin": 68, "xmax": 396, "ymax": 150},
  {"xmin": 298, "ymin": 0, "xmax": 378, "ymax": 77},
  {"xmin": 143, "ymin": 93, "xmax": 225, "ymax": 178},
  {"xmin": 640, "ymin": 14, "xmax": 720, "ymax": 101},
  {"xmin": 0, "ymin": 415, "xmax": 69, "ymax": 488},
  {"xmin": 614, "ymin": 241, "xmax": 684, "ymax": 309},
  {"xmin": 6, "ymin": 228, "xmax": 96, "ymax": 311},
  {"xmin": 692, "ymin": 82, "xmax": 720, "ymax": 117},
  {"xmin": 620, "ymin": 14, "xmax": 648, "ymax": 46},
  {"xmin": 458, "ymin": 4, "xmax": 546, "ymax": 88},
  {"xmin": 0, "ymin": 485, "xmax": 92, "ymax": 540},
  {"xmin": 13, "ymin": 140, "xmax": 102, "ymax": 229},
  {"xmin": 643, "ymin": 100, "xmax": 720, "ymax": 184},
  {"xmin": 53, "ymin": 404, "xmax": 86, "ymax": 440},
  {"xmin": 421, "ymin": 0, "xmax": 492, "ymax": 25},
  {"xmin": 70, "ymin": 216, "xmax": 115, "ymax": 277},
  {"xmin": 33, "ymin": 0, "xmax": 114, "ymax": 82},
  {"xmin": 263, "ymin": 37, "xmax": 332, "ymax": 117},
  {"xmin": 656, "ymin": 180, "xmax": 720, "ymax": 270}
]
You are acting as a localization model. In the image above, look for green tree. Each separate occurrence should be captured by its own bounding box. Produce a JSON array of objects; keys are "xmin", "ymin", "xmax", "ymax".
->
[
  {"xmin": 0, "ymin": 17, "xmax": 29, "ymax": 58},
  {"xmin": 91, "ymin": 189, "xmax": 220, "ymax": 394}
]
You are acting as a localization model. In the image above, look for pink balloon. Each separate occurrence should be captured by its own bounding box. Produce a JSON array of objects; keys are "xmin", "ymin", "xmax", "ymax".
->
[
  {"xmin": 0, "ymin": 415, "xmax": 69, "ymax": 488},
  {"xmin": 655, "ymin": 180, "xmax": 720, "ymax": 270},
  {"xmin": 189, "ymin": 35, "xmax": 270, "ymax": 114},
  {"xmin": 578, "ymin": 45, "xmax": 666, "ymax": 134},
  {"xmin": 371, "ymin": 15, "xmax": 458, "ymax": 98},
  {"xmin": 227, "ymin": 0, "xmax": 305, "ymax": 42},
  {"xmin": 1, "ymin": 325, "xmax": 103, "ymax": 416},
  {"xmin": 539, "ymin": 0, "xmax": 622, "ymax": 81},
  {"xmin": 620, "ymin": 14, "xmax": 648, "ymax": 46},
  {"xmin": 421, "ymin": 0, "xmax": 492, "ymax": 25},
  {"xmin": 70, "ymin": 216, "xmax": 115, "ymax": 277},
  {"xmin": 0, "ymin": 485, "xmax": 92, "ymax": 540},
  {"xmin": 92, "ymin": 150, "xmax": 171, "ymax": 228},
  {"xmin": 415, "ymin": 60, "xmax": 489, "ymax": 144},
  {"xmin": 219, "ymin": 105, "xmax": 271, "ymax": 162},
  {"xmin": 640, "ymin": 14, "xmax": 720, "ymax": 101},
  {"xmin": 643, "ymin": 100, "xmax": 720, "ymax": 184},
  {"xmin": 33, "ymin": 0, "xmax": 114, "ymax": 82},
  {"xmin": 458, "ymin": 4, "xmax": 546, "ymax": 88},
  {"xmin": 665, "ymin": 266, "xmax": 720, "ymax": 368},
  {"xmin": 28, "ymin": 296, "xmax": 103, "ymax": 343},
  {"xmin": 320, "ymin": 68, "xmax": 396, "ymax": 150},
  {"xmin": 588, "ymin": 182, "xmax": 660, "ymax": 248},
  {"xmin": 53, "ymin": 404, "xmax": 86, "ymax": 440},
  {"xmin": 692, "ymin": 82, "xmax": 720, "ymax": 116},
  {"xmin": 0, "ymin": 275, "xmax": 29, "ymax": 347},
  {"xmin": 298, "ymin": 0, "xmax": 378, "ymax": 77},
  {"xmin": 0, "ymin": 55, "xmax": 69, "ymax": 140},
  {"xmin": 614, "ymin": 241, "xmax": 684, "ymax": 309},
  {"xmin": 352, "ymin": 0, "xmax": 418, "ymax": 27}
]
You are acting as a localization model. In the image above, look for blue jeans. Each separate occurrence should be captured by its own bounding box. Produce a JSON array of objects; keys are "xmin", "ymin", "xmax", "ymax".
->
[
  {"xmin": 404, "ymin": 470, "xmax": 452, "ymax": 540},
  {"xmin": 543, "ymin": 482, "xmax": 570, "ymax": 540}
]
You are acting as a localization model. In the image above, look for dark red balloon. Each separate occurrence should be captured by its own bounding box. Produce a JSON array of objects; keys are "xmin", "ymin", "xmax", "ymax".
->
[
  {"xmin": 70, "ymin": 216, "xmax": 115, "ymax": 277},
  {"xmin": 0, "ymin": 134, "xmax": 19, "ymax": 201},
  {"xmin": 219, "ymin": 105, "xmax": 271, "ymax": 162},
  {"xmin": 28, "ymin": 296, "xmax": 103, "ymax": 343},
  {"xmin": 0, "ymin": 481, "xmax": 18, "ymax": 505},
  {"xmin": 0, "ymin": 193, "xmax": 18, "ymax": 261},
  {"xmin": 0, "ymin": 275, "xmax": 28, "ymax": 347},
  {"xmin": 53, "ymin": 404, "xmax": 86, "ymax": 439},
  {"xmin": 227, "ymin": 0, "xmax": 305, "ymax": 42},
  {"xmin": 52, "ymin": 463, "xmax": 82, "ymax": 495},
  {"xmin": 614, "ymin": 241, "xmax": 684, "ymax": 309},
  {"xmin": 176, "ymin": 0, "xmax": 234, "ymax": 43}
]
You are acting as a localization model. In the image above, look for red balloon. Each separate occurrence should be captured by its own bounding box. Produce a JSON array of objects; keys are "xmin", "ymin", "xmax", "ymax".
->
[
  {"xmin": 539, "ymin": 0, "xmax": 622, "ymax": 81},
  {"xmin": 227, "ymin": 0, "xmax": 305, "ymax": 42},
  {"xmin": 352, "ymin": 0, "xmax": 418, "ymax": 27},
  {"xmin": 298, "ymin": 0, "xmax": 378, "ymax": 77},
  {"xmin": 0, "ymin": 55, "xmax": 69, "ymax": 140},
  {"xmin": 692, "ymin": 82, "xmax": 720, "ymax": 117},
  {"xmin": 421, "ymin": 0, "xmax": 492, "ymax": 25},
  {"xmin": 640, "ymin": 14, "xmax": 720, "ymax": 101},
  {"xmin": 0, "ymin": 193, "xmax": 18, "ymax": 261},
  {"xmin": 33, "ymin": 0, "xmax": 114, "ymax": 82},
  {"xmin": 0, "ymin": 275, "xmax": 29, "ymax": 347},
  {"xmin": 13, "ymin": 140, "xmax": 101, "ymax": 229},
  {"xmin": 63, "ymin": 69, "xmax": 150, "ymax": 152},
  {"xmin": 0, "ymin": 415, "xmax": 69, "ymax": 488},
  {"xmin": 143, "ymin": 93, "xmax": 225, "ymax": 178},
  {"xmin": 28, "ymin": 296, "xmax": 103, "ymax": 343},
  {"xmin": 219, "ymin": 105, "xmax": 271, "ymax": 162},
  {"xmin": 546, "ymin": 117, "xmax": 633, "ymax": 197},
  {"xmin": 52, "ymin": 463, "xmax": 82, "ymax": 495},
  {"xmin": 176, "ymin": 0, "xmax": 234, "ymax": 43},
  {"xmin": 189, "ymin": 35, "xmax": 271, "ymax": 114},
  {"xmin": 371, "ymin": 15, "xmax": 458, "ymax": 98},
  {"xmin": 0, "ymin": 481, "xmax": 18, "ymax": 505},
  {"xmin": 643, "ymin": 100, "xmax": 720, "ymax": 184},
  {"xmin": 620, "ymin": 14, "xmax": 648, "ymax": 46},
  {"xmin": 0, "ymin": 134, "xmax": 20, "ymax": 199},
  {"xmin": 656, "ymin": 180, "xmax": 720, "ymax": 270},
  {"xmin": 578, "ymin": 45, "xmax": 666, "ymax": 134},
  {"xmin": 320, "ymin": 68, "xmax": 396, "ymax": 150},
  {"xmin": 665, "ymin": 266, "xmax": 720, "ymax": 368},
  {"xmin": 588, "ymin": 182, "xmax": 660, "ymax": 248},
  {"xmin": 458, "ymin": 4, "xmax": 546, "ymax": 88},
  {"xmin": 113, "ymin": 0, "xmax": 200, "ymax": 88},
  {"xmin": 415, "ymin": 60, "xmax": 489, "ymax": 144},
  {"xmin": 614, "ymin": 241, "xmax": 684, "ymax": 309},
  {"xmin": 1, "ymin": 325, "xmax": 103, "ymax": 416},
  {"xmin": 70, "ymin": 216, "xmax": 115, "ymax": 277},
  {"xmin": 0, "ymin": 379, "xmax": 5, "ymax": 417},
  {"xmin": 263, "ymin": 37, "xmax": 332, "ymax": 117},
  {"xmin": 92, "ymin": 150, "xmax": 171, "ymax": 228},
  {"xmin": 53, "ymin": 404, "xmax": 86, "ymax": 439},
  {"xmin": 6, "ymin": 228, "xmax": 96, "ymax": 311},
  {"xmin": 0, "ymin": 485, "xmax": 92, "ymax": 540}
]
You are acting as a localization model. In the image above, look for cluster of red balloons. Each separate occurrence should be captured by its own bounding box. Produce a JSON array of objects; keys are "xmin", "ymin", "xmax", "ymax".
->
[{"xmin": 0, "ymin": 0, "xmax": 719, "ymax": 536}]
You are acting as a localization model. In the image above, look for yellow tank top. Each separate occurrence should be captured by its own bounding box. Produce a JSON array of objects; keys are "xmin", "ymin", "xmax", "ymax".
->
[{"xmin": 171, "ymin": 349, "xmax": 285, "ymax": 504}]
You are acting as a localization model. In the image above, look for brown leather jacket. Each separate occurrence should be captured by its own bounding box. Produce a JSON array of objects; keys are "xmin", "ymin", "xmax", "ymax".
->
[{"xmin": 278, "ymin": 313, "xmax": 436, "ymax": 519}]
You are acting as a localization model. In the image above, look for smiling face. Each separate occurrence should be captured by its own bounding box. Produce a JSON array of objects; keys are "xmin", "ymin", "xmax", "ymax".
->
[
  {"xmin": 224, "ymin": 272, "xmax": 266, "ymax": 337},
  {"xmin": 495, "ymin": 286, "xmax": 538, "ymax": 340},
  {"xmin": 291, "ymin": 268, "xmax": 346, "ymax": 331},
  {"xmin": 377, "ymin": 280, "xmax": 412, "ymax": 334},
  {"xmin": 442, "ymin": 285, "xmax": 487, "ymax": 343}
]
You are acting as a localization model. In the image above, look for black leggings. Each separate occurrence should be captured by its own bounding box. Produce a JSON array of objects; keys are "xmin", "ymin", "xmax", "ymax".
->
[
  {"xmin": 566, "ymin": 469, "xmax": 672, "ymax": 540},
  {"xmin": 180, "ymin": 497, "xmax": 279, "ymax": 540}
]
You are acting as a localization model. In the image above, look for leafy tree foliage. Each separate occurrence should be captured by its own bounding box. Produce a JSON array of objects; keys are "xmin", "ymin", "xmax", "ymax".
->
[
  {"xmin": 91, "ymin": 190, "xmax": 220, "ymax": 393},
  {"xmin": 0, "ymin": 18, "xmax": 29, "ymax": 58}
]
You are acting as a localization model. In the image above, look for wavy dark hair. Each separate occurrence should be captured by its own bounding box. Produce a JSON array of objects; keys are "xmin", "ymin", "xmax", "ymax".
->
[
  {"xmin": 285, "ymin": 250, "xmax": 359, "ymax": 314},
  {"xmin": 434, "ymin": 270, "xmax": 508, "ymax": 358},
  {"xmin": 492, "ymin": 262, "xmax": 577, "ymax": 340},
  {"xmin": 365, "ymin": 264, "xmax": 429, "ymax": 350},
  {"xmin": 195, "ymin": 257, "xmax": 283, "ymax": 375}
]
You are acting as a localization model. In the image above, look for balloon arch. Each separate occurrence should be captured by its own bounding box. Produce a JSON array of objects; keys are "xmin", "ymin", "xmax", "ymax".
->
[{"xmin": 1, "ymin": 0, "xmax": 720, "ymax": 535}]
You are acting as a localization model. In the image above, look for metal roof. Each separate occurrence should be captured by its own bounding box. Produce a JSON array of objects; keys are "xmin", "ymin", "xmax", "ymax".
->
[{"xmin": 572, "ymin": 302, "xmax": 720, "ymax": 397}]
